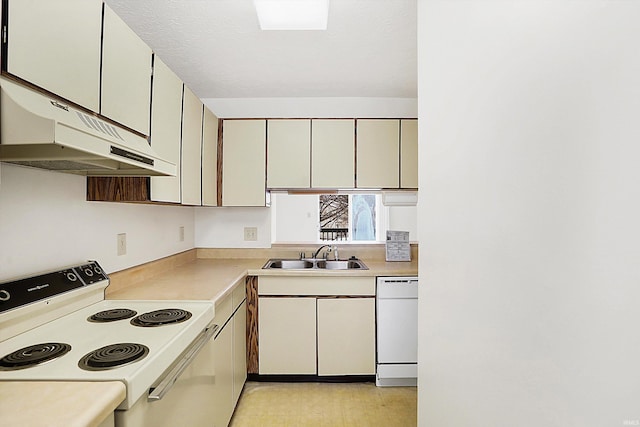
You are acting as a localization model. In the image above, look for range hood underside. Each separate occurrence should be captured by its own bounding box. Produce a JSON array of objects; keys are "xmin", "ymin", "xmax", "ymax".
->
[{"xmin": 0, "ymin": 144, "xmax": 166, "ymax": 176}]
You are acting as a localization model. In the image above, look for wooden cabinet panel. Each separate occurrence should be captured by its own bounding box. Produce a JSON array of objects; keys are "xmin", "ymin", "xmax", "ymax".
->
[
  {"xmin": 267, "ymin": 119, "xmax": 311, "ymax": 188},
  {"xmin": 258, "ymin": 297, "xmax": 317, "ymax": 375},
  {"xmin": 202, "ymin": 108, "xmax": 219, "ymax": 206},
  {"xmin": 311, "ymin": 119, "xmax": 355, "ymax": 188},
  {"xmin": 181, "ymin": 87, "xmax": 203, "ymax": 206},
  {"xmin": 222, "ymin": 120, "xmax": 266, "ymax": 206},
  {"xmin": 6, "ymin": 0, "xmax": 102, "ymax": 111},
  {"xmin": 101, "ymin": 5, "xmax": 152, "ymax": 135},
  {"xmin": 400, "ymin": 119, "xmax": 418, "ymax": 188},
  {"xmin": 356, "ymin": 119, "xmax": 400, "ymax": 189},
  {"xmin": 149, "ymin": 57, "xmax": 183, "ymax": 203},
  {"xmin": 317, "ymin": 298, "xmax": 376, "ymax": 376}
]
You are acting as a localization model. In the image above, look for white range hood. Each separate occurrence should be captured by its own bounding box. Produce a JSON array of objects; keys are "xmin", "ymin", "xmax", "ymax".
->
[{"xmin": 0, "ymin": 77, "xmax": 176, "ymax": 176}]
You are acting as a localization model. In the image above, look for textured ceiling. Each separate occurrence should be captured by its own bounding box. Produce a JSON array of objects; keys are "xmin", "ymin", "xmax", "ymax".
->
[{"xmin": 104, "ymin": 0, "xmax": 417, "ymax": 100}]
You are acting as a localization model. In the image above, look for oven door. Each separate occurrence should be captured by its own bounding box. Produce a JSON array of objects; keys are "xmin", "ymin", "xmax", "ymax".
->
[{"xmin": 115, "ymin": 323, "xmax": 219, "ymax": 427}]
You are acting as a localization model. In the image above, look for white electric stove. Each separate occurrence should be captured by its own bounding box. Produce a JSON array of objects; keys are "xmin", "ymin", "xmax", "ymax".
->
[{"xmin": 0, "ymin": 262, "xmax": 217, "ymax": 426}]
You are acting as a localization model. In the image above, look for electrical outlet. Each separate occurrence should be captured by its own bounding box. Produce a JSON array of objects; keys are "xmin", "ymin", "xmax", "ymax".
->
[
  {"xmin": 179, "ymin": 226, "xmax": 185, "ymax": 242},
  {"xmin": 117, "ymin": 233, "xmax": 127, "ymax": 256},
  {"xmin": 244, "ymin": 227, "xmax": 258, "ymax": 241}
]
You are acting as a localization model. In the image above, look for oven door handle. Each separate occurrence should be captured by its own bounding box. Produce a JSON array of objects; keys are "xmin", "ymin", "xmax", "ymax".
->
[{"xmin": 147, "ymin": 322, "xmax": 220, "ymax": 402}]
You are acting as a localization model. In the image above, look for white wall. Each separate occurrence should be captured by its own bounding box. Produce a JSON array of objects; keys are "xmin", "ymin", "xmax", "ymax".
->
[
  {"xmin": 271, "ymin": 193, "xmax": 319, "ymax": 243},
  {"xmin": 194, "ymin": 206, "xmax": 271, "ymax": 248},
  {"xmin": 268, "ymin": 192, "xmax": 418, "ymax": 243},
  {"xmin": 0, "ymin": 163, "xmax": 195, "ymax": 280},
  {"xmin": 419, "ymin": 1, "xmax": 640, "ymax": 426}
]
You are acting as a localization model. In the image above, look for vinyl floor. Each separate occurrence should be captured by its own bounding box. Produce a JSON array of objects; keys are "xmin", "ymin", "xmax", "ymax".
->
[{"xmin": 229, "ymin": 381, "xmax": 417, "ymax": 427}]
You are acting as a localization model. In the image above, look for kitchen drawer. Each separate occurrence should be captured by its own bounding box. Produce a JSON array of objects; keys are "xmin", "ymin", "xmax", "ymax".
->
[
  {"xmin": 258, "ymin": 276, "xmax": 375, "ymax": 296},
  {"xmin": 215, "ymin": 293, "xmax": 233, "ymax": 326},
  {"xmin": 232, "ymin": 281, "xmax": 246, "ymax": 310}
]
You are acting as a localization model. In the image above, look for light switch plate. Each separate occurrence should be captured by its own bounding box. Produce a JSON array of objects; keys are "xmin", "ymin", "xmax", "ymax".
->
[{"xmin": 117, "ymin": 233, "xmax": 126, "ymax": 256}]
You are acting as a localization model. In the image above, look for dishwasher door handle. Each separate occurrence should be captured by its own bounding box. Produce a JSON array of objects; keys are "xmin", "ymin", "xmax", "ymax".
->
[{"xmin": 147, "ymin": 323, "xmax": 219, "ymax": 402}]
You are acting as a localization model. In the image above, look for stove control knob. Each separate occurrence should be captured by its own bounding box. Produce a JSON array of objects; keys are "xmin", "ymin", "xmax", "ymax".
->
[
  {"xmin": 0, "ymin": 290, "xmax": 10, "ymax": 302},
  {"xmin": 66, "ymin": 272, "xmax": 78, "ymax": 282}
]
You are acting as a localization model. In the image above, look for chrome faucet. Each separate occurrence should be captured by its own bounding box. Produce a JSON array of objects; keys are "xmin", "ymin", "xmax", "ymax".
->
[{"xmin": 312, "ymin": 244, "xmax": 338, "ymax": 260}]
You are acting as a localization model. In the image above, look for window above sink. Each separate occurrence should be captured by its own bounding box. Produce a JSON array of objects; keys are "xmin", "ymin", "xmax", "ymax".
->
[{"xmin": 271, "ymin": 192, "xmax": 417, "ymax": 244}]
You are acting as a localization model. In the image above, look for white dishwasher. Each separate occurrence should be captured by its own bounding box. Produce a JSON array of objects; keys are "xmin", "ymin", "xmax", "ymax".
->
[{"xmin": 376, "ymin": 276, "xmax": 418, "ymax": 387}]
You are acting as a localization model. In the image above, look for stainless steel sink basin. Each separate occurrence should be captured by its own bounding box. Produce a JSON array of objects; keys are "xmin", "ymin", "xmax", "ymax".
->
[
  {"xmin": 315, "ymin": 260, "xmax": 367, "ymax": 270},
  {"xmin": 262, "ymin": 258, "xmax": 367, "ymax": 270},
  {"xmin": 263, "ymin": 259, "xmax": 314, "ymax": 269}
]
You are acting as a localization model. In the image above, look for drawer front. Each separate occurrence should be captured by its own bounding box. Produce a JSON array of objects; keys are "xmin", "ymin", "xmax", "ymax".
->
[
  {"xmin": 214, "ymin": 293, "xmax": 233, "ymax": 325},
  {"xmin": 258, "ymin": 276, "xmax": 375, "ymax": 296}
]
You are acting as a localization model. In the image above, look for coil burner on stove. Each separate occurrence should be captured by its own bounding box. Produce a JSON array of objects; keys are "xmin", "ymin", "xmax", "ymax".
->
[
  {"xmin": 88, "ymin": 308, "xmax": 137, "ymax": 323},
  {"xmin": 0, "ymin": 343, "xmax": 72, "ymax": 370},
  {"xmin": 130, "ymin": 308, "xmax": 192, "ymax": 327},
  {"xmin": 78, "ymin": 343, "xmax": 149, "ymax": 371}
]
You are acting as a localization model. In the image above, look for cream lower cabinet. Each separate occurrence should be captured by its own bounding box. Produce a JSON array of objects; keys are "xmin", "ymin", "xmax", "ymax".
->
[
  {"xmin": 258, "ymin": 297, "xmax": 317, "ymax": 375},
  {"xmin": 213, "ymin": 317, "xmax": 233, "ymax": 427},
  {"xmin": 317, "ymin": 298, "xmax": 375, "ymax": 376},
  {"xmin": 258, "ymin": 276, "xmax": 375, "ymax": 376},
  {"xmin": 212, "ymin": 283, "xmax": 247, "ymax": 427}
]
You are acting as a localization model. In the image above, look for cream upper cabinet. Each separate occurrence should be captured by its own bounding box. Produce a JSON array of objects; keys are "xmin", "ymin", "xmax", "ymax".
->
[
  {"xmin": 101, "ymin": 5, "xmax": 152, "ymax": 135},
  {"xmin": 181, "ymin": 87, "xmax": 204, "ymax": 206},
  {"xmin": 311, "ymin": 119, "xmax": 355, "ymax": 188},
  {"xmin": 267, "ymin": 119, "xmax": 311, "ymax": 189},
  {"xmin": 149, "ymin": 57, "xmax": 183, "ymax": 203},
  {"xmin": 222, "ymin": 120, "xmax": 266, "ymax": 207},
  {"xmin": 5, "ymin": 0, "xmax": 102, "ymax": 111},
  {"xmin": 356, "ymin": 119, "xmax": 400, "ymax": 189},
  {"xmin": 202, "ymin": 107, "xmax": 219, "ymax": 206},
  {"xmin": 400, "ymin": 119, "xmax": 418, "ymax": 188}
]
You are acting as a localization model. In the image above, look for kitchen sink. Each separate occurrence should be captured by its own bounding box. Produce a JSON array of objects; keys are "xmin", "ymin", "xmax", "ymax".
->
[
  {"xmin": 262, "ymin": 258, "xmax": 368, "ymax": 270},
  {"xmin": 263, "ymin": 260, "xmax": 315, "ymax": 269},
  {"xmin": 315, "ymin": 260, "xmax": 367, "ymax": 270}
]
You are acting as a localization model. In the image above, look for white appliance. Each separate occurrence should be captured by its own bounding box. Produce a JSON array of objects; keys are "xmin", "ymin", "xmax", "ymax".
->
[
  {"xmin": 0, "ymin": 262, "xmax": 218, "ymax": 427},
  {"xmin": 0, "ymin": 76, "xmax": 176, "ymax": 176},
  {"xmin": 376, "ymin": 276, "xmax": 418, "ymax": 387}
]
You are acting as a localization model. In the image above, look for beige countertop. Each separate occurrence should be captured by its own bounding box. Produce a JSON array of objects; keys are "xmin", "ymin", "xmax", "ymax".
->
[
  {"xmin": 106, "ymin": 257, "xmax": 418, "ymax": 303},
  {"xmin": 0, "ymin": 381, "xmax": 126, "ymax": 427},
  {"xmin": 106, "ymin": 258, "xmax": 264, "ymax": 302}
]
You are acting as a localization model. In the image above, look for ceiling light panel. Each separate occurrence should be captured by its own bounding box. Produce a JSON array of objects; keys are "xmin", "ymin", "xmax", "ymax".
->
[{"xmin": 254, "ymin": 0, "xmax": 329, "ymax": 30}]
